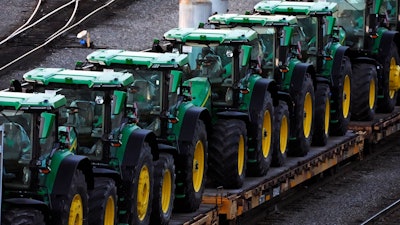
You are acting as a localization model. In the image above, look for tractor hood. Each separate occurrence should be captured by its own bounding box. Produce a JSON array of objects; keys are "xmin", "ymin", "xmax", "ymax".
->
[{"xmin": 254, "ymin": 0, "xmax": 338, "ymax": 16}]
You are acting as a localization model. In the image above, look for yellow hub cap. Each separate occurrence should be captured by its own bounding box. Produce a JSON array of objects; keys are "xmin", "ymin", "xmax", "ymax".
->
[
  {"xmin": 324, "ymin": 97, "xmax": 330, "ymax": 135},
  {"xmin": 343, "ymin": 75, "xmax": 350, "ymax": 118},
  {"xmin": 303, "ymin": 92, "xmax": 313, "ymax": 138},
  {"xmin": 369, "ymin": 78, "xmax": 376, "ymax": 109},
  {"xmin": 238, "ymin": 135, "xmax": 245, "ymax": 176},
  {"xmin": 192, "ymin": 140, "xmax": 205, "ymax": 192},
  {"xmin": 69, "ymin": 194, "xmax": 83, "ymax": 225},
  {"xmin": 280, "ymin": 115, "xmax": 288, "ymax": 154},
  {"xmin": 389, "ymin": 57, "xmax": 400, "ymax": 96},
  {"xmin": 161, "ymin": 170, "xmax": 172, "ymax": 213},
  {"xmin": 104, "ymin": 195, "xmax": 115, "ymax": 225},
  {"xmin": 261, "ymin": 110, "xmax": 272, "ymax": 158},
  {"xmin": 137, "ymin": 165, "xmax": 150, "ymax": 221}
]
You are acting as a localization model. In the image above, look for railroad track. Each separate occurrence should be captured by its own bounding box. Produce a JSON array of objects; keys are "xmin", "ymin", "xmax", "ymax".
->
[
  {"xmin": 360, "ymin": 195, "xmax": 400, "ymax": 224},
  {"xmin": 0, "ymin": 0, "xmax": 124, "ymax": 77}
]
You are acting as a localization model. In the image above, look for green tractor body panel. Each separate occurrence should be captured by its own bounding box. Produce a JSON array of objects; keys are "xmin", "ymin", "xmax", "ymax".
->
[
  {"xmin": 208, "ymin": 14, "xmax": 298, "ymax": 27},
  {"xmin": 184, "ymin": 77, "xmax": 212, "ymax": 108},
  {"xmin": 0, "ymin": 91, "xmax": 66, "ymax": 110}
]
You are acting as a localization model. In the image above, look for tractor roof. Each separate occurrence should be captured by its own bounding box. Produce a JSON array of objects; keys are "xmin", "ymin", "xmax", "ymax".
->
[
  {"xmin": 0, "ymin": 91, "xmax": 66, "ymax": 110},
  {"xmin": 163, "ymin": 27, "xmax": 258, "ymax": 44},
  {"xmin": 86, "ymin": 50, "xmax": 189, "ymax": 68},
  {"xmin": 208, "ymin": 13, "xmax": 298, "ymax": 27},
  {"xmin": 254, "ymin": 0, "xmax": 338, "ymax": 16},
  {"xmin": 23, "ymin": 68, "xmax": 134, "ymax": 88}
]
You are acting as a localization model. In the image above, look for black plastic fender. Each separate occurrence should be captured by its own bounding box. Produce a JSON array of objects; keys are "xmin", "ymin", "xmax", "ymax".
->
[
  {"xmin": 249, "ymin": 78, "xmax": 278, "ymax": 123},
  {"xmin": 51, "ymin": 155, "xmax": 94, "ymax": 197},
  {"xmin": 121, "ymin": 129, "xmax": 159, "ymax": 172},
  {"xmin": 92, "ymin": 167, "xmax": 121, "ymax": 184},
  {"xmin": 3, "ymin": 198, "xmax": 50, "ymax": 223},
  {"xmin": 178, "ymin": 106, "xmax": 211, "ymax": 154},
  {"xmin": 378, "ymin": 30, "xmax": 399, "ymax": 65},
  {"xmin": 331, "ymin": 46, "xmax": 349, "ymax": 88},
  {"xmin": 289, "ymin": 63, "xmax": 316, "ymax": 96}
]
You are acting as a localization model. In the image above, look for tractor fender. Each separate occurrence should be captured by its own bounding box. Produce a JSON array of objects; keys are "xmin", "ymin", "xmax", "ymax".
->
[
  {"xmin": 121, "ymin": 129, "xmax": 159, "ymax": 171},
  {"xmin": 179, "ymin": 106, "xmax": 211, "ymax": 144},
  {"xmin": 289, "ymin": 63, "xmax": 316, "ymax": 96},
  {"xmin": 378, "ymin": 30, "xmax": 399, "ymax": 64},
  {"xmin": 277, "ymin": 91, "xmax": 294, "ymax": 116},
  {"xmin": 3, "ymin": 198, "xmax": 50, "ymax": 222},
  {"xmin": 157, "ymin": 143, "xmax": 178, "ymax": 157},
  {"xmin": 92, "ymin": 167, "xmax": 121, "ymax": 185},
  {"xmin": 249, "ymin": 78, "xmax": 278, "ymax": 123},
  {"xmin": 331, "ymin": 46, "xmax": 349, "ymax": 88},
  {"xmin": 51, "ymin": 155, "xmax": 94, "ymax": 196},
  {"xmin": 216, "ymin": 111, "xmax": 249, "ymax": 121}
]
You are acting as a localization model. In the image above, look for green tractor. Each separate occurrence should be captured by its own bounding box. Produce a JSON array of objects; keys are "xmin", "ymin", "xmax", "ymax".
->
[
  {"xmin": 247, "ymin": 1, "xmax": 351, "ymax": 144},
  {"xmin": 79, "ymin": 50, "xmax": 210, "ymax": 217},
  {"xmin": 21, "ymin": 68, "xmax": 162, "ymax": 225},
  {"xmin": 163, "ymin": 27, "xmax": 286, "ymax": 188},
  {"xmin": 287, "ymin": 0, "xmax": 400, "ymax": 119},
  {"xmin": 0, "ymin": 91, "xmax": 94, "ymax": 225}
]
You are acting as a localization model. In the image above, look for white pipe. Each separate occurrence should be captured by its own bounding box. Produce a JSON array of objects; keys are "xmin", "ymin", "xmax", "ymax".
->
[
  {"xmin": 193, "ymin": 0, "xmax": 212, "ymax": 27},
  {"xmin": 210, "ymin": 0, "xmax": 229, "ymax": 14},
  {"xmin": 179, "ymin": 0, "xmax": 193, "ymax": 28}
]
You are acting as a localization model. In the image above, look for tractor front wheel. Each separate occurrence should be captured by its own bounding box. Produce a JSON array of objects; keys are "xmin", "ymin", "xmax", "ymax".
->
[
  {"xmin": 209, "ymin": 119, "xmax": 248, "ymax": 188},
  {"xmin": 151, "ymin": 153, "xmax": 176, "ymax": 225},
  {"xmin": 2, "ymin": 208, "xmax": 45, "ymax": 225},
  {"xmin": 312, "ymin": 83, "xmax": 331, "ymax": 146},
  {"xmin": 271, "ymin": 101, "xmax": 289, "ymax": 167},
  {"xmin": 88, "ymin": 177, "xmax": 117, "ymax": 225}
]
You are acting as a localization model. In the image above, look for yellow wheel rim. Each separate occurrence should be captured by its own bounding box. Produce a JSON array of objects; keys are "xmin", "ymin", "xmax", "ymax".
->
[
  {"xmin": 238, "ymin": 135, "xmax": 245, "ymax": 176},
  {"xmin": 137, "ymin": 165, "xmax": 150, "ymax": 221},
  {"xmin": 104, "ymin": 195, "xmax": 115, "ymax": 225},
  {"xmin": 303, "ymin": 92, "xmax": 313, "ymax": 138},
  {"xmin": 280, "ymin": 115, "xmax": 288, "ymax": 154},
  {"xmin": 369, "ymin": 77, "xmax": 376, "ymax": 109},
  {"xmin": 343, "ymin": 75, "xmax": 351, "ymax": 118},
  {"xmin": 161, "ymin": 169, "xmax": 172, "ymax": 213},
  {"xmin": 192, "ymin": 140, "xmax": 204, "ymax": 192},
  {"xmin": 324, "ymin": 97, "xmax": 330, "ymax": 135},
  {"xmin": 69, "ymin": 194, "xmax": 83, "ymax": 225},
  {"xmin": 261, "ymin": 110, "xmax": 272, "ymax": 158},
  {"xmin": 389, "ymin": 57, "xmax": 400, "ymax": 96}
]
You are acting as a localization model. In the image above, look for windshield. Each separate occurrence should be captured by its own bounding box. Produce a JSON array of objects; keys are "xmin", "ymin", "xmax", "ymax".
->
[{"xmin": 1, "ymin": 110, "xmax": 33, "ymax": 189}]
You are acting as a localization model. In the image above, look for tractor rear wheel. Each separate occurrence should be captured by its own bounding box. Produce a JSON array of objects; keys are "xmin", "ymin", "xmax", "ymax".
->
[
  {"xmin": 2, "ymin": 208, "xmax": 45, "ymax": 225},
  {"xmin": 128, "ymin": 142, "xmax": 153, "ymax": 225},
  {"xmin": 247, "ymin": 91, "xmax": 274, "ymax": 176},
  {"xmin": 351, "ymin": 63, "xmax": 377, "ymax": 121},
  {"xmin": 53, "ymin": 169, "xmax": 88, "ymax": 225},
  {"xmin": 209, "ymin": 119, "xmax": 247, "ymax": 188},
  {"xmin": 377, "ymin": 42, "xmax": 400, "ymax": 113},
  {"xmin": 174, "ymin": 120, "xmax": 207, "ymax": 212},
  {"xmin": 330, "ymin": 56, "xmax": 351, "ymax": 136},
  {"xmin": 312, "ymin": 83, "xmax": 330, "ymax": 146},
  {"xmin": 151, "ymin": 153, "xmax": 176, "ymax": 225},
  {"xmin": 271, "ymin": 101, "xmax": 289, "ymax": 167},
  {"xmin": 288, "ymin": 75, "xmax": 314, "ymax": 156},
  {"xmin": 88, "ymin": 177, "xmax": 117, "ymax": 225}
]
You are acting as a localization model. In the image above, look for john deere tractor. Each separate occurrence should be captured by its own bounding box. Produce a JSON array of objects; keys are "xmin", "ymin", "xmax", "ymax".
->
[
  {"xmin": 163, "ymin": 27, "xmax": 284, "ymax": 188},
  {"xmin": 292, "ymin": 0, "xmax": 400, "ymax": 119},
  {"xmin": 0, "ymin": 91, "xmax": 94, "ymax": 225},
  {"xmin": 79, "ymin": 50, "xmax": 211, "ymax": 219},
  {"xmin": 248, "ymin": 0, "xmax": 351, "ymax": 144},
  {"xmin": 21, "ymin": 68, "xmax": 161, "ymax": 225}
]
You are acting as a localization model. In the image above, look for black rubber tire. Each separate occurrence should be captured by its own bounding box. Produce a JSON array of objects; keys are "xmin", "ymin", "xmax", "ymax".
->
[
  {"xmin": 377, "ymin": 42, "xmax": 400, "ymax": 113},
  {"xmin": 288, "ymin": 75, "xmax": 314, "ymax": 157},
  {"xmin": 208, "ymin": 119, "xmax": 248, "ymax": 189},
  {"xmin": 271, "ymin": 100, "xmax": 289, "ymax": 167},
  {"xmin": 312, "ymin": 83, "xmax": 331, "ymax": 146},
  {"xmin": 247, "ymin": 91, "xmax": 274, "ymax": 176},
  {"xmin": 127, "ymin": 142, "xmax": 154, "ymax": 225},
  {"xmin": 88, "ymin": 177, "xmax": 117, "ymax": 225},
  {"xmin": 52, "ymin": 169, "xmax": 88, "ymax": 225},
  {"xmin": 330, "ymin": 56, "xmax": 352, "ymax": 136},
  {"xmin": 2, "ymin": 208, "xmax": 45, "ymax": 225},
  {"xmin": 151, "ymin": 153, "xmax": 176, "ymax": 225},
  {"xmin": 174, "ymin": 120, "xmax": 207, "ymax": 212},
  {"xmin": 350, "ymin": 63, "xmax": 377, "ymax": 121}
]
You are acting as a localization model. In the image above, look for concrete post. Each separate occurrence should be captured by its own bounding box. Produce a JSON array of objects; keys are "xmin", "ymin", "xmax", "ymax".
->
[
  {"xmin": 210, "ymin": 0, "xmax": 229, "ymax": 14},
  {"xmin": 193, "ymin": 0, "xmax": 212, "ymax": 27},
  {"xmin": 179, "ymin": 0, "xmax": 194, "ymax": 28}
]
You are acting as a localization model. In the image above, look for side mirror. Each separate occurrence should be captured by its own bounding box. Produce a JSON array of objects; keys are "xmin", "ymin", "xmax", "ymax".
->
[
  {"xmin": 170, "ymin": 70, "xmax": 182, "ymax": 93},
  {"xmin": 39, "ymin": 112, "xmax": 55, "ymax": 139},
  {"xmin": 241, "ymin": 45, "xmax": 252, "ymax": 67}
]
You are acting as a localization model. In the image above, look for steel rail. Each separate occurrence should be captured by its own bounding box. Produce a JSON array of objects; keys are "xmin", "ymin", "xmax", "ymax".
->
[{"xmin": 360, "ymin": 198, "xmax": 400, "ymax": 225}]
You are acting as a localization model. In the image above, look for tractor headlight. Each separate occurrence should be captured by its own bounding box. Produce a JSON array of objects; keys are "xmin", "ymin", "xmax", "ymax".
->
[{"xmin": 225, "ymin": 88, "xmax": 233, "ymax": 105}]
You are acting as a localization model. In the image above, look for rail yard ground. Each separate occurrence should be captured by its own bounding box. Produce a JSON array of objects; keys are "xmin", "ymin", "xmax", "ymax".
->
[{"xmin": 2, "ymin": 0, "xmax": 400, "ymax": 224}]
